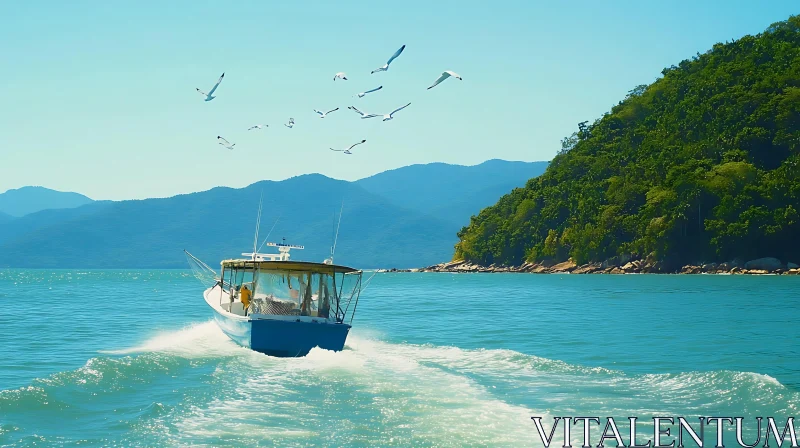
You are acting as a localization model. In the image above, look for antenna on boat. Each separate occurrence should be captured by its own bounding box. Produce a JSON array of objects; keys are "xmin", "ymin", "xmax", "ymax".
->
[
  {"xmin": 326, "ymin": 201, "xmax": 344, "ymax": 265},
  {"xmin": 257, "ymin": 215, "xmax": 281, "ymax": 253},
  {"xmin": 251, "ymin": 191, "xmax": 264, "ymax": 260}
]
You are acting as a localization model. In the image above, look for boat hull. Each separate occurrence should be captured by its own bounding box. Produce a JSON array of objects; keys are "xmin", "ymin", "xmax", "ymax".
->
[{"xmin": 207, "ymin": 289, "xmax": 351, "ymax": 357}]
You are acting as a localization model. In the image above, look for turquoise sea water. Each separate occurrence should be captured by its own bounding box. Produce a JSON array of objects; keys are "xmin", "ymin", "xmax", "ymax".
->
[{"xmin": 0, "ymin": 270, "xmax": 798, "ymax": 447}]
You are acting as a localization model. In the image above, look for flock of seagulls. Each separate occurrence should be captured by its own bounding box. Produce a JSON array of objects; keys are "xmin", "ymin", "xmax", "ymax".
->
[{"xmin": 197, "ymin": 44, "xmax": 462, "ymax": 155}]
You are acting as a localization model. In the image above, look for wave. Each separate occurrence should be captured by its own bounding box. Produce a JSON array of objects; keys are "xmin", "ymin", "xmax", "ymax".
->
[
  {"xmin": 3, "ymin": 322, "xmax": 798, "ymax": 446},
  {"xmin": 99, "ymin": 321, "xmax": 241, "ymax": 357}
]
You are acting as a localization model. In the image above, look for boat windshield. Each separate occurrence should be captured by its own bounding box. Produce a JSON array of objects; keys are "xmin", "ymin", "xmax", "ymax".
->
[{"xmin": 221, "ymin": 264, "xmax": 363, "ymax": 323}]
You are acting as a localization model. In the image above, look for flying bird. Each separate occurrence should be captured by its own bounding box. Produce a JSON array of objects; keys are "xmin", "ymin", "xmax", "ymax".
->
[
  {"xmin": 196, "ymin": 73, "xmax": 225, "ymax": 101},
  {"xmin": 217, "ymin": 136, "xmax": 235, "ymax": 150},
  {"xmin": 379, "ymin": 102, "xmax": 411, "ymax": 121},
  {"xmin": 314, "ymin": 108, "xmax": 339, "ymax": 118},
  {"xmin": 247, "ymin": 124, "xmax": 268, "ymax": 131},
  {"xmin": 357, "ymin": 86, "xmax": 383, "ymax": 98},
  {"xmin": 427, "ymin": 71, "xmax": 462, "ymax": 90},
  {"xmin": 284, "ymin": 118, "xmax": 295, "ymax": 128},
  {"xmin": 330, "ymin": 139, "xmax": 367, "ymax": 155},
  {"xmin": 347, "ymin": 106, "xmax": 380, "ymax": 119},
  {"xmin": 334, "ymin": 72, "xmax": 348, "ymax": 81},
  {"xmin": 371, "ymin": 45, "xmax": 406, "ymax": 74}
]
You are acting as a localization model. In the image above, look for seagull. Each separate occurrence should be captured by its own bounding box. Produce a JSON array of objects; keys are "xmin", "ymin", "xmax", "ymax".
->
[
  {"xmin": 347, "ymin": 106, "xmax": 380, "ymax": 119},
  {"xmin": 427, "ymin": 71, "xmax": 462, "ymax": 90},
  {"xmin": 247, "ymin": 124, "xmax": 268, "ymax": 131},
  {"xmin": 284, "ymin": 118, "xmax": 295, "ymax": 128},
  {"xmin": 379, "ymin": 102, "xmax": 411, "ymax": 121},
  {"xmin": 357, "ymin": 86, "xmax": 383, "ymax": 98},
  {"xmin": 314, "ymin": 108, "xmax": 339, "ymax": 118},
  {"xmin": 334, "ymin": 72, "xmax": 348, "ymax": 81},
  {"xmin": 196, "ymin": 73, "xmax": 225, "ymax": 101},
  {"xmin": 371, "ymin": 45, "xmax": 406, "ymax": 74},
  {"xmin": 330, "ymin": 139, "xmax": 366, "ymax": 155},
  {"xmin": 217, "ymin": 136, "xmax": 235, "ymax": 150}
]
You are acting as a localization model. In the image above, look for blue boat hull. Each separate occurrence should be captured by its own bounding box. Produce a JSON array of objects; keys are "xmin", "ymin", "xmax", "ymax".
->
[{"xmin": 212, "ymin": 309, "xmax": 351, "ymax": 357}]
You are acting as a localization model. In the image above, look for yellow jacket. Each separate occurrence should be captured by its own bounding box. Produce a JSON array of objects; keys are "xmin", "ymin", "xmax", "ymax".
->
[{"xmin": 240, "ymin": 286, "xmax": 252, "ymax": 308}]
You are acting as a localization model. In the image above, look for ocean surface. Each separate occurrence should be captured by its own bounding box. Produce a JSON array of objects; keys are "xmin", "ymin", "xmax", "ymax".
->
[{"xmin": 0, "ymin": 270, "xmax": 798, "ymax": 447}]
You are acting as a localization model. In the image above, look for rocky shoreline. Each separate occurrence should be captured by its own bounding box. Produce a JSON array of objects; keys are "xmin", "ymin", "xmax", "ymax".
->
[{"xmin": 381, "ymin": 256, "xmax": 800, "ymax": 275}]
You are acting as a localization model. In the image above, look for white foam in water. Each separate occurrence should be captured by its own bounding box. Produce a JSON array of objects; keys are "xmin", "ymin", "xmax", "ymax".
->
[
  {"xmin": 91, "ymin": 324, "xmax": 796, "ymax": 446},
  {"xmin": 100, "ymin": 320, "xmax": 242, "ymax": 358},
  {"xmin": 168, "ymin": 334, "xmax": 550, "ymax": 447}
]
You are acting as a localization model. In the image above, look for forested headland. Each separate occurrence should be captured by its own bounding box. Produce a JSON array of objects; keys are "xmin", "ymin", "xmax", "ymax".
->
[{"xmin": 454, "ymin": 16, "xmax": 800, "ymax": 270}]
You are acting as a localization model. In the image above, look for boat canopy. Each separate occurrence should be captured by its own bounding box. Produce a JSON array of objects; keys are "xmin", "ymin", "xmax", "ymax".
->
[
  {"xmin": 220, "ymin": 259, "xmax": 360, "ymax": 274},
  {"xmin": 217, "ymin": 258, "xmax": 363, "ymax": 324}
]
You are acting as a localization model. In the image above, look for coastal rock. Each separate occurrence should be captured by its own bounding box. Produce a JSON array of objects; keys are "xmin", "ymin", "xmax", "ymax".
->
[
  {"xmin": 455, "ymin": 263, "xmax": 477, "ymax": 272},
  {"xmin": 701, "ymin": 262, "xmax": 718, "ymax": 273},
  {"xmin": 540, "ymin": 259, "xmax": 557, "ymax": 268},
  {"xmin": 744, "ymin": 257, "xmax": 784, "ymax": 271},
  {"xmin": 746, "ymin": 269, "xmax": 769, "ymax": 275},
  {"xmin": 621, "ymin": 260, "xmax": 645, "ymax": 273},
  {"xmin": 530, "ymin": 265, "xmax": 550, "ymax": 273},
  {"xmin": 519, "ymin": 262, "xmax": 536, "ymax": 272},
  {"xmin": 428, "ymin": 260, "xmax": 466, "ymax": 271},
  {"xmin": 621, "ymin": 262, "xmax": 636, "ymax": 271},
  {"xmin": 643, "ymin": 260, "xmax": 667, "ymax": 273},
  {"xmin": 730, "ymin": 259, "xmax": 745, "ymax": 269},
  {"xmin": 609, "ymin": 267, "xmax": 625, "ymax": 274},
  {"xmin": 786, "ymin": 268, "xmax": 800, "ymax": 275},
  {"xmin": 601, "ymin": 253, "xmax": 637, "ymax": 269},
  {"xmin": 680, "ymin": 265, "xmax": 701, "ymax": 274},
  {"xmin": 550, "ymin": 260, "xmax": 577, "ymax": 273},
  {"xmin": 716, "ymin": 262, "xmax": 734, "ymax": 272},
  {"xmin": 730, "ymin": 267, "xmax": 743, "ymax": 274},
  {"xmin": 573, "ymin": 263, "xmax": 602, "ymax": 274}
]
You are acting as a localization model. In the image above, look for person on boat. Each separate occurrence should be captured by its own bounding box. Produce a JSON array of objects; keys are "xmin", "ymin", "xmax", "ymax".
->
[
  {"xmin": 240, "ymin": 284, "xmax": 252, "ymax": 311},
  {"xmin": 319, "ymin": 283, "xmax": 330, "ymax": 318}
]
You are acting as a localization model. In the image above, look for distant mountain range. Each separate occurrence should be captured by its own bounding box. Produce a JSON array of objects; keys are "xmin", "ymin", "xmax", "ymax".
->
[
  {"xmin": 0, "ymin": 159, "xmax": 547, "ymax": 268},
  {"xmin": 0, "ymin": 186, "xmax": 94, "ymax": 217},
  {"xmin": 355, "ymin": 159, "xmax": 548, "ymax": 226}
]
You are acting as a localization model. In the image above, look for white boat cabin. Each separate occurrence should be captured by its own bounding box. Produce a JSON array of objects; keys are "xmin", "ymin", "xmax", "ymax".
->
[{"xmin": 213, "ymin": 256, "xmax": 363, "ymax": 323}]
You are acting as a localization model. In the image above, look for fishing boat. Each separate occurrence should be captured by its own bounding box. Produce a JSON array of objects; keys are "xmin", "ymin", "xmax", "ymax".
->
[{"xmin": 186, "ymin": 242, "xmax": 365, "ymax": 357}]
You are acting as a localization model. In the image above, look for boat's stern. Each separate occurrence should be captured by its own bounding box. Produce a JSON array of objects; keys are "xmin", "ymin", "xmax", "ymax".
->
[{"xmin": 250, "ymin": 318, "xmax": 351, "ymax": 357}]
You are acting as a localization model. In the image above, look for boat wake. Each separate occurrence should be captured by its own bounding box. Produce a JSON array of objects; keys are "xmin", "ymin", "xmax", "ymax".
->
[
  {"xmin": 99, "ymin": 321, "xmax": 240, "ymax": 357},
  {"xmin": 2, "ymin": 322, "xmax": 798, "ymax": 447}
]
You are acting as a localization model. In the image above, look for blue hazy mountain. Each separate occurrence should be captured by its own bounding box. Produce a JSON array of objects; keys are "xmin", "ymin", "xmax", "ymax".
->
[
  {"xmin": 0, "ymin": 160, "xmax": 547, "ymax": 268},
  {"xmin": 0, "ymin": 186, "xmax": 94, "ymax": 217},
  {"xmin": 355, "ymin": 159, "xmax": 548, "ymax": 225},
  {"xmin": 0, "ymin": 201, "xmax": 113, "ymax": 247},
  {"xmin": 0, "ymin": 175, "xmax": 452, "ymax": 268},
  {"xmin": 0, "ymin": 211, "xmax": 13, "ymax": 224}
]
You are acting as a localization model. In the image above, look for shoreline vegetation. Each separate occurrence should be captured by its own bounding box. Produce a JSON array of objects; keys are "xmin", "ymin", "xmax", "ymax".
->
[
  {"xmin": 380, "ymin": 255, "xmax": 800, "ymax": 275},
  {"xmin": 450, "ymin": 17, "xmax": 800, "ymax": 272}
]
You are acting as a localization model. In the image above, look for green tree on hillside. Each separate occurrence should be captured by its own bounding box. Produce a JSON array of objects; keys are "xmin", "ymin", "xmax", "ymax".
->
[{"xmin": 455, "ymin": 16, "xmax": 800, "ymax": 267}]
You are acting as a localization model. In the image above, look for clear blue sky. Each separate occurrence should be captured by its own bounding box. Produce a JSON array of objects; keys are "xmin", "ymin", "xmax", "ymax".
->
[{"xmin": 1, "ymin": 1, "xmax": 796, "ymax": 200}]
